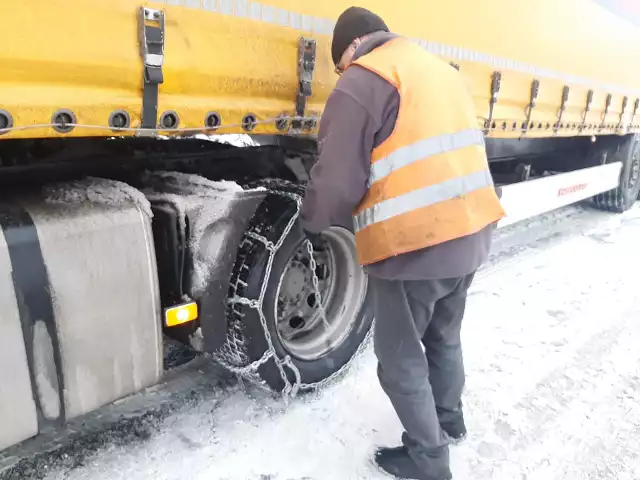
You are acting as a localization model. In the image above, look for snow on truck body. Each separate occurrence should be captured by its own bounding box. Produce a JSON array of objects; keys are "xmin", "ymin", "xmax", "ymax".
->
[{"xmin": 1, "ymin": 0, "xmax": 640, "ymax": 458}]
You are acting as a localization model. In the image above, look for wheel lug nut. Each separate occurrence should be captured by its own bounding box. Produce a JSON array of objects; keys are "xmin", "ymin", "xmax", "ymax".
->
[{"xmin": 289, "ymin": 316, "xmax": 306, "ymax": 329}]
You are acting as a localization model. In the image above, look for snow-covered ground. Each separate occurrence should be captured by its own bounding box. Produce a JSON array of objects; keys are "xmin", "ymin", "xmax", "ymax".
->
[{"xmin": 34, "ymin": 203, "xmax": 640, "ymax": 479}]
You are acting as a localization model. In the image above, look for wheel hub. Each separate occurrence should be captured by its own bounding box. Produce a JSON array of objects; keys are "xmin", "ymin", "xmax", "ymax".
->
[
  {"xmin": 279, "ymin": 259, "xmax": 310, "ymax": 306},
  {"xmin": 274, "ymin": 227, "xmax": 368, "ymax": 361},
  {"xmin": 276, "ymin": 248, "xmax": 331, "ymax": 341}
]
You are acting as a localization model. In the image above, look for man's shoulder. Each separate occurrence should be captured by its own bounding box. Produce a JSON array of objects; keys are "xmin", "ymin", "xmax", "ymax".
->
[
  {"xmin": 333, "ymin": 64, "xmax": 398, "ymax": 112},
  {"xmin": 338, "ymin": 63, "xmax": 396, "ymax": 91}
]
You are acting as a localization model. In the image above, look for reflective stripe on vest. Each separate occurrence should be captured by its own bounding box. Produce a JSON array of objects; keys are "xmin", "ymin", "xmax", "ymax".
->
[
  {"xmin": 368, "ymin": 129, "xmax": 485, "ymax": 186},
  {"xmin": 354, "ymin": 168, "xmax": 493, "ymax": 232}
]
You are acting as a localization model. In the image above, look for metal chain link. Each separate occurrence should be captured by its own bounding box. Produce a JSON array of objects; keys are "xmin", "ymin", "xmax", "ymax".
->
[
  {"xmin": 305, "ymin": 240, "xmax": 331, "ymax": 332},
  {"xmin": 216, "ymin": 188, "xmax": 369, "ymax": 400},
  {"xmin": 222, "ymin": 189, "xmax": 302, "ymax": 399}
]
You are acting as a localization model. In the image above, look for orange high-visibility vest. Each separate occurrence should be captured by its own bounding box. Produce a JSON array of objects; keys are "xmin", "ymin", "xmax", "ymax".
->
[{"xmin": 349, "ymin": 37, "xmax": 505, "ymax": 266}]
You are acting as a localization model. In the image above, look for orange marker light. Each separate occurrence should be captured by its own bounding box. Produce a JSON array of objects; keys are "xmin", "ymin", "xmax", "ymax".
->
[{"xmin": 164, "ymin": 302, "xmax": 198, "ymax": 328}]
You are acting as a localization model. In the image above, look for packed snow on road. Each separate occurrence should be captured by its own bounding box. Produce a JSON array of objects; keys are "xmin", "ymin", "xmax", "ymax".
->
[{"xmin": 7, "ymin": 202, "xmax": 640, "ymax": 480}]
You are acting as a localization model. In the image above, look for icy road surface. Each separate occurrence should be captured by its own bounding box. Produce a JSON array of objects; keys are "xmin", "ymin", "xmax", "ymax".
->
[{"xmin": 35, "ymin": 203, "xmax": 640, "ymax": 479}]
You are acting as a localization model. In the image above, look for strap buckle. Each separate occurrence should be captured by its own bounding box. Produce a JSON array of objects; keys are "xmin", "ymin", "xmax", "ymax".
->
[
  {"xmin": 138, "ymin": 7, "xmax": 165, "ymax": 131},
  {"xmin": 290, "ymin": 37, "xmax": 317, "ymax": 134}
]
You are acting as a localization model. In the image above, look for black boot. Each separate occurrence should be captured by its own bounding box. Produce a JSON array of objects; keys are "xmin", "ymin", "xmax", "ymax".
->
[
  {"xmin": 441, "ymin": 421, "xmax": 467, "ymax": 445},
  {"xmin": 374, "ymin": 446, "xmax": 452, "ymax": 480},
  {"xmin": 438, "ymin": 405, "xmax": 467, "ymax": 445}
]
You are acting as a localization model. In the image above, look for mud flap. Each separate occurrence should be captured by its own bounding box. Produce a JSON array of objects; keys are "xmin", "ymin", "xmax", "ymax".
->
[
  {"xmin": 143, "ymin": 172, "xmax": 267, "ymax": 353},
  {"xmin": 189, "ymin": 194, "xmax": 267, "ymax": 352}
]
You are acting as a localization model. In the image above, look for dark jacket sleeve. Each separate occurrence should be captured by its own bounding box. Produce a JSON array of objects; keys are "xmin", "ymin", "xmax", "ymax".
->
[{"xmin": 299, "ymin": 82, "xmax": 378, "ymax": 232}]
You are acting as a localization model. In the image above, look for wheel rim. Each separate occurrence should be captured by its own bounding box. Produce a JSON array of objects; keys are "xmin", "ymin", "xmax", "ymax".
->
[{"xmin": 274, "ymin": 226, "xmax": 368, "ymax": 361}]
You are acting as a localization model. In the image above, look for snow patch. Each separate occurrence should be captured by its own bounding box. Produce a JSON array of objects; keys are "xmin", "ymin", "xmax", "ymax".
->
[
  {"xmin": 32, "ymin": 320, "xmax": 61, "ymax": 421},
  {"xmin": 142, "ymin": 170, "xmax": 243, "ymax": 195},
  {"xmin": 44, "ymin": 177, "xmax": 153, "ymax": 219},
  {"xmin": 198, "ymin": 134, "xmax": 259, "ymax": 147},
  {"xmin": 109, "ymin": 134, "xmax": 258, "ymax": 147}
]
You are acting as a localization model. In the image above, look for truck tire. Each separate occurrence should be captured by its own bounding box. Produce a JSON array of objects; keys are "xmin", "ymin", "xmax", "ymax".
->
[
  {"xmin": 224, "ymin": 180, "xmax": 373, "ymax": 392},
  {"xmin": 592, "ymin": 134, "xmax": 640, "ymax": 212}
]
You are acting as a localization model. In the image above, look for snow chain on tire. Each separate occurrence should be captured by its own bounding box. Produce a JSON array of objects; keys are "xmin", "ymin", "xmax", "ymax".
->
[{"xmin": 213, "ymin": 187, "xmax": 372, "ymax": 401}]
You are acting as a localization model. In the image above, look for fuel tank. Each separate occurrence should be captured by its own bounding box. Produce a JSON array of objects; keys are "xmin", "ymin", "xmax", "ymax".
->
[{"xmin": 0, "ymin": 180, "xmax": 163, "ymax": 450}]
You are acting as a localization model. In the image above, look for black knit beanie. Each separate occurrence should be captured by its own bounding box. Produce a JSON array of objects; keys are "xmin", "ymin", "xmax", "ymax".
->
[{"xmin": 331, "ymin": 7, "xmax": 389, "ymax": 66}]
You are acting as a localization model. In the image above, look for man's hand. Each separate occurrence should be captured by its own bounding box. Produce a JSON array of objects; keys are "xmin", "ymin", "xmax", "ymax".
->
[{"xmin": 303, "ymin": 228, "xmax": 325, "ymax": 251}]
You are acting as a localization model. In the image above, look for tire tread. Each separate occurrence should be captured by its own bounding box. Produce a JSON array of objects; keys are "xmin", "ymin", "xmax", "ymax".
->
[
  {"xmin": 220, "ymin": 180, "xmax": 304, "ymax": 376},
  {"xmin": 592, "ymin": 134, "xmax": 640, "ymax": 213}
]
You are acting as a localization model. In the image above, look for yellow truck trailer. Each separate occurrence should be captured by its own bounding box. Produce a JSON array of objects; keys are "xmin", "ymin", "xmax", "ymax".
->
[{"xmin": 1, "ymin": 0, "xmax": 639, "ymax": 458}]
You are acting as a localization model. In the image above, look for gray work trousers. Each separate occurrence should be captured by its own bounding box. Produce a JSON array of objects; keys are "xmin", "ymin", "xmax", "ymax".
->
[{"xmin": 372, "ymin": 273, "xmax": 475, "ymax": 477}]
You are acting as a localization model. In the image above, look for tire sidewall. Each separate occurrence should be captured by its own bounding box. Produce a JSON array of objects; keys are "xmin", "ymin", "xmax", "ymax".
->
[{"xmin": 621, "ymin": 135, "xmax": 640, "ymax": 205}]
